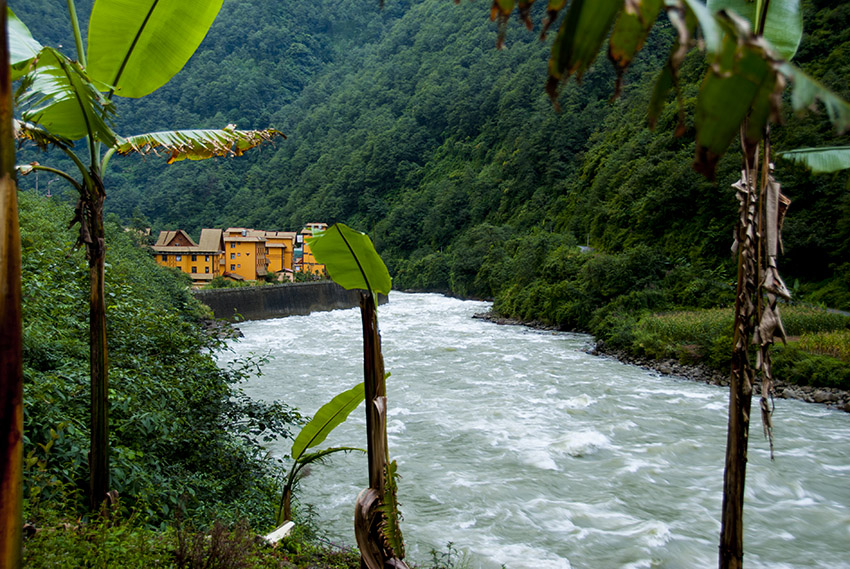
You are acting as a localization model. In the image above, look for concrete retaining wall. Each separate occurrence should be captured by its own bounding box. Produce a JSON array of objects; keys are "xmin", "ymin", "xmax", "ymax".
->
[{"xmin": 193, "ymin": 281, "xmax": 386, "ymax": 321}]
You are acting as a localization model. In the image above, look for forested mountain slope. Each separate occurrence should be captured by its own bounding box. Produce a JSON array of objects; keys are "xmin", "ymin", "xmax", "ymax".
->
[{"xmin": 13, "ymin": 0, "xmax": 850, "ymax": 311}]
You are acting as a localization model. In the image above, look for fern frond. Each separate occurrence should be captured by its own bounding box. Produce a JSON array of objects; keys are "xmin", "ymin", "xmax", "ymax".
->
[{"xmin": 379, "ymin": 460, "xmax": 406, "ymax": 559}]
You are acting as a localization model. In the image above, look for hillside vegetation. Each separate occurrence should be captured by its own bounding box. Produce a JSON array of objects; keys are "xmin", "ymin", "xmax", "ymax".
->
[{"xmin": 13, "ymin": 0, "xmax": 850, "ymax": 315}]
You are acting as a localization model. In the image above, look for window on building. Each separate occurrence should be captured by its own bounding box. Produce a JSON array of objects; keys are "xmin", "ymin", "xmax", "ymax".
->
[
  {"xmin": 191, "ymin": 266, "xmax": 197, "ymax": 273},
  {"xmin": 205, "ymin": 267, "xmax": 210, "ymax": 274},
  {"xmin": 230, "ymin": 242, "xmax": 235, "ymax": 249},
  {"xmin": 191, "ymin": 254, "xmax": 197, "ymax": 261},
  {"xmin": 176, "ymin": 255, "xmax": 182, "ymax": 262},
  {"xmin": 205, "ymin": 255, "xmax": 210, "ymax": 262},
  {"xmin": 237, "ymin": 264, "xmax": 241, "ymax": 268},
  {"xmin": 161, "ymin": 254, "xmax": 167, "ymax": 261},
  {"xmin": 231, "ymin": 264, "xmax": 235, "ymax": 271},
  {"xmin": 231, "ymin": 253, "xmax": 235, "ymax": 259}
]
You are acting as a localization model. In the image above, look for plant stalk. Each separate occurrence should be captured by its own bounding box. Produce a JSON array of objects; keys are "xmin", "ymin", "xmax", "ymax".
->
[
  {"xmin": 66, "ymin": 0, "xmax": 86, "ymax": 66},
  {"xmin": 719, "ymin": 127, "xmax": 760, "ymax": 569},
  {"xmin": 0, "ymin": 3, "xmax": 24, "ymax": 567}
]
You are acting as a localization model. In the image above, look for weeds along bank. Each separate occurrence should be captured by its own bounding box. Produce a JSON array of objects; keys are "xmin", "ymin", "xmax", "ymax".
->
[
  {"xmin": 601, "ymin": 307, "xmax": 850, "ymax": 410},
  {"xmin": 19, "ymin": 191, "xmax": 300, "ymax": 528}
]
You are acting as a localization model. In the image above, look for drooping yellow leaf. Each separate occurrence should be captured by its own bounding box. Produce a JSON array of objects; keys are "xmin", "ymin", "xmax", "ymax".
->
[{"xmin": 114, "ymin": 126, "xmax": 284, "ymax": 163}]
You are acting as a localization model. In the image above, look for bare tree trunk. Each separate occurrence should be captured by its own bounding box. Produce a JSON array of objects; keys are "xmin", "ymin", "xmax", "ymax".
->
[
  {"xmin": 84, "ymin": 182, "xmax": 109, "ymax": 511},
  {"xmin": 719, "ymin": 133, "xmax": 760, "ymax": 569},
  {"xmin": 0, "ymin": 3, "xmax": 24, "ymax": 566}
]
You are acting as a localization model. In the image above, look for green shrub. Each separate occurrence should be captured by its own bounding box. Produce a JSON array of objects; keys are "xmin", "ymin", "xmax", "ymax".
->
[{"xmin": 772, "ymin": 345, "xmax": 850, "ymax": 390}]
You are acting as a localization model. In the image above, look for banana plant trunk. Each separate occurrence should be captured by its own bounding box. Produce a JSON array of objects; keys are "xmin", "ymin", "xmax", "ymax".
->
[
  {"xmin": 355, "ymin": 291, "xmax": 398, "ymax": 569},
  {"xmin": 361, "ymin": 292, "xmax": 387, "ymax": 493},
  {"xmin": 719, "ymin": 130, "xmax": 762, "ymax": 569},
  {"xmin": 1, "ymin": 4, "xmax": 24, "ymax": 567},
  {"xmin": 82, "ymin": 177, "xmax": 110, "ymax": 511}
]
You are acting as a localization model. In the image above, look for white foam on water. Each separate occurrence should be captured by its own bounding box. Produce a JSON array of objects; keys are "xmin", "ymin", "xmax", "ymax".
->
[
  {"xmin": 387, "ymin": 419, "xmax": 406, "ymax": 434},
  {"xmin": 522, "ymin": 449, "xmax": 559, "ymax": 471},
  {"xmin": 482, "ymin": 542, "xmax": 571, "ymax": 569},
  {"xmin": 557, "ymin": 394, "xmax": 595, "ymax": 410},
  {"xmin": 552, "ymin": 430, "xmax": 611, "ymax": 457}
]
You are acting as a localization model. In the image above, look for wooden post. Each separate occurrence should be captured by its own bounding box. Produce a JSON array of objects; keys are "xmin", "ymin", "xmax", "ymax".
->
[{"xmin": 0, "ymin": 3, "xmax": 24, "ymax": 566}]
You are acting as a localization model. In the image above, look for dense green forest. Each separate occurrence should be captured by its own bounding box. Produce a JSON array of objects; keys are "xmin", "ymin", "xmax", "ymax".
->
[{"xmin": 13, "ymin": 0, "xmax": 850, "ymax": 322}]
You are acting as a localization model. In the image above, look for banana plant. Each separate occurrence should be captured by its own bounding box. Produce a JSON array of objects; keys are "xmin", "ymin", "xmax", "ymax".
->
[
  {"xmin": 1, "ymin": 5, "xmax": 23, "ymax": 568},
  {"xmin": 276, "ymin": 382, "xmax": 366, "ymax": 525},
  {"xmin": 10, "ymin": 0, "xmax": 282, "ymax": 510},
  {"xmin": 308, "ymin": 224, "xmax": 408, "ymax": 569}
]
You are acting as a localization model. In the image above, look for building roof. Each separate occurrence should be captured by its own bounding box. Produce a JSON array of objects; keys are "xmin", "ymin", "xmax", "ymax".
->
[
  {"xmin": 264, "ymin": 231, "xmax": 296, "ymax": 240},
  {"xmin": 198, "ymin": 228, "xmax": 224, "ymax": 252},
  {"xmin": 299, "ymin": 223, "xmax": 328, "ymax": 236},
  {"xmin": 154, "ymin": 229, "xmax": 197, "ymax": 248},
  {"xmin": 152, "ymin": 246, "xmax": 200, "ymax": 254},
  {"xmin": 190, "ymin": 273, "xmax": 215, "ymax": 282},
  {"xmin": 223, "ymin": 227, "xmax": 265, "ymax": 242}
]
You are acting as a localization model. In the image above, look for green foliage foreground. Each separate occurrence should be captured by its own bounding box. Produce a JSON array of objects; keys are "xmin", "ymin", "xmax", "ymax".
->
[
  {"xmin": 22, "ymin": 509, "xmax": 361, "ymax": 569},
  {"xmin": 19, "ymin": 190, "xmax": 300, "ymax": 528}
]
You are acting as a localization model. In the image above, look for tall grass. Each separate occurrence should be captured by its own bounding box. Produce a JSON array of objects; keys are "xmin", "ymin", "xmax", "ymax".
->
[
  {"xmin": 796, "ymin": 329, "xmax": 850, "ymax": 362},
  {"xmin": 632, "ymin": 305, "xmax": 850, "ymax": 370}
]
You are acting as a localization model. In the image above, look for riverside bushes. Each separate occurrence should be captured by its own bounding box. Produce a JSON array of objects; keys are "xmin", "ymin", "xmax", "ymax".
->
[
  {"xmin": 20, "ymin": 191, "xmax": 300, "ymax": 527},
  {"xmin": 626, "ymin": 306, "xmax": 850, "ymax": 388}
]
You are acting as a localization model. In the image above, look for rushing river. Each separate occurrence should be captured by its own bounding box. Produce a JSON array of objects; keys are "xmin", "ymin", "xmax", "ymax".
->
[{"xmin": 225, "ymin": 292, "xmax": 850, "ymax": 569}]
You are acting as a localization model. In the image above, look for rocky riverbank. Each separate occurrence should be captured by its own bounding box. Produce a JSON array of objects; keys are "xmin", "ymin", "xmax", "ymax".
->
[{"xmin": 473, "ymin": 311, "xmax": 850, "ymax": 413}]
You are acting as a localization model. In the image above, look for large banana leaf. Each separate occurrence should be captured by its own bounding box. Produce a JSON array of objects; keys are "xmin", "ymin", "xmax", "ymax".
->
[
  {"xmin": 680, "ymin": 0, "xmax": 723, "ymax": 54},
  {"xmin": 86, "ymin": 0, "xmax": 224, "ymax": 98},
  {"xmin": 549, "ymin": 0, "xmax": 622, "ymax": 83},
  {"xmin": 778, "ymin": 147, "xmax": 850, "ymax": 173},
  {"xmin": 290, "ymin": 383, "xmax": 366, "ymax": 461},
  {"xmin": 308, "ymin": 223, "xmax": 392, "ymax": 296},
  {"xmin": 7, "ymin": 8, "xmax": 41, "ymax": 80},
  {"xmin": 17, "ymin": 48, "xmax": 117, "ymax": 144},
  {"xmin": 13, "ymin": 119, "xmax": 74, "ymax": 152},
  {"xmin": 707, "ymin": 0, "xmax": 802, "ymax": 60},
  {"xmin": 609, "ymin": 0, "xmax": 663, "ymax": 80},
  {"xmin": 694, "ymin": 17, "xmax": 778, "ymax": 176},
  {"xmin": 114, "ymin": 126, "xmax": 284, "ymax": 164},
  {"xmin": 781, "ymin": 63, "xmax": 850, "ymax": 134}
]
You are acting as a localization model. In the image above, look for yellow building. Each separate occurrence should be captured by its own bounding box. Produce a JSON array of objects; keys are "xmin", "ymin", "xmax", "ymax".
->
[
  {"xmin": 295, "ymin": 222, "xmax": 328, "ymax": 276},
  {"xmin": 153, "ymin": 229, "xmax": 224, "ymax": 286},
  {"xmin": 263, "ymin": 231, "xmax": 297, "ymax": 281},
  {"xmin": 153, "ymin": 224, "xmax": 328, "ymax": 283},
  {"xmin": 222, "ymin": 228, "xmax": 269, "ymax": 281}
]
